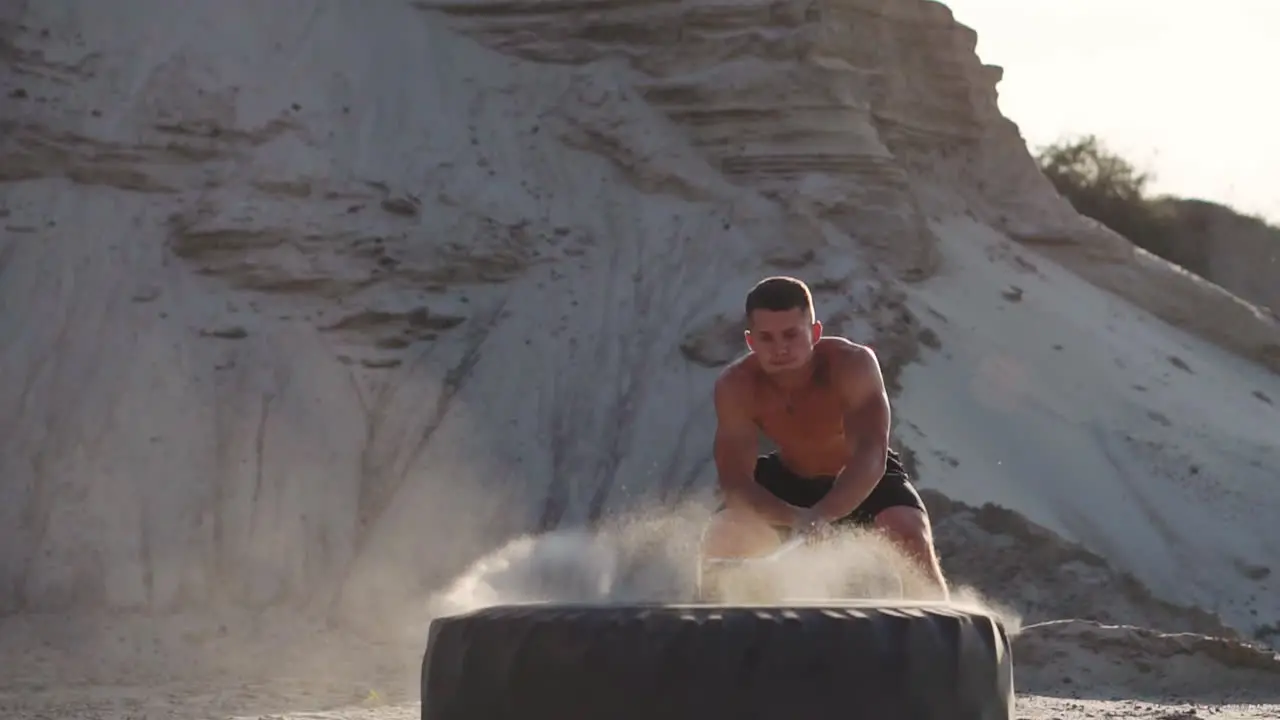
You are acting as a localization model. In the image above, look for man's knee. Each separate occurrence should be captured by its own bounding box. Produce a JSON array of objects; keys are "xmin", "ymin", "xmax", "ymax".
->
[
  {"xmin": 701, "ymin": 507, "xmax": 782, "ymax": 559},
  {"xmin": 874, "ymin": 505, "xmax": 948, "ymax": 598}
]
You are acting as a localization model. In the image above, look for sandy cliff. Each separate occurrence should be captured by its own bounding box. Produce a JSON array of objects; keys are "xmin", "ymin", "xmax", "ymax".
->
[
  {"xmin": 0, "ymin": 0, "xmax": 1079, "ymax": 618},
  {"xmin": 3, "ymin": 1, "xmax": 1280, "ymax": 718}
]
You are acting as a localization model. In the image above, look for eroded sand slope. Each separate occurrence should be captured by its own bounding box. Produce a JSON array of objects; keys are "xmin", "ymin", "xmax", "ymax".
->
[
  {"xmin": 895, "ymin": 218, "xmax": 1280, "ymax": 639},
  {"xmin": 2, "ymin": 0, "xmax": 1077, "ymax": 620},
  {"xmin": 2, "ymin": 1, "xmax": 1279, "ymax": 719}
]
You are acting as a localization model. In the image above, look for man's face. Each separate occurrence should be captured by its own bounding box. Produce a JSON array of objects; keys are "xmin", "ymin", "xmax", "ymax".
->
[{"xmin": 745, "ymin": 308, "xmax": 821, "ymax": 373}]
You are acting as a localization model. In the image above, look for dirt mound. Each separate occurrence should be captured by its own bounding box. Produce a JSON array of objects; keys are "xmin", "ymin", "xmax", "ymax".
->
[
  {"xmin": 920, "ymin": 489, "xmax": 1236, "ymax": 639},
  {"xmin": 1014, "ymin": 619, "xmax": 1280, "ymax": 702}
]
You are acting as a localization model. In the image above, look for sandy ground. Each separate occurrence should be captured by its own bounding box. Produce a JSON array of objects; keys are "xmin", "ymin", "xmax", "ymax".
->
[
  {"xmin": 6, "ymin": 516, "xmax": 1280, "ymax": 719},
  {"xmin": 3, "ymin": 608, "xmax": 1279, "ymax": 720}
]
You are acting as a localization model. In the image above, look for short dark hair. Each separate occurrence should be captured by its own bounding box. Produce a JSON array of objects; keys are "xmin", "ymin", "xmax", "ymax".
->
[{"xmin": 745, "ymin": 276, "xmax": 814, "ymax": 321}]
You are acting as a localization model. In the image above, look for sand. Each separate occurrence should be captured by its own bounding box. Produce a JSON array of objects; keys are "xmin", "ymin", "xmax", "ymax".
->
[
  {"xmin": 3, "ymin": 0, "xmax": 1279, "ymax": 718},
  {"xmin": 6, "ymin": 513, "xmax": 1280, "ymax": 719}
]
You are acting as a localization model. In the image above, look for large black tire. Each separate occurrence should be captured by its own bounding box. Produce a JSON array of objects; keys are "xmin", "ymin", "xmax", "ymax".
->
[{"xmin": 421, "ymin": 600, "xmax": 1014, "ymax": 720}]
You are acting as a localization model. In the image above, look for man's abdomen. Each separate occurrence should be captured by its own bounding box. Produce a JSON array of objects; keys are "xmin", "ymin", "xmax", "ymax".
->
[{"xmin": 773, "ymin": 436, "xmax": 850, "ymax": 479}]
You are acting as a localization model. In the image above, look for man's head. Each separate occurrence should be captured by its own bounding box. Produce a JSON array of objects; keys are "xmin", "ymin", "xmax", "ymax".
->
[{"xmin": 743, "ymin": 276, "xmax": 822, "ymax": 373}]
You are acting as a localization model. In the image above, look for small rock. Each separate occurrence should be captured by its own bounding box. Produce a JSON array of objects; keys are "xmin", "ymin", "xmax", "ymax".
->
[
  {"xmin": 200, "ymin": 326, "xmax": 247, "ymax": 340},
  {"xmin": 680, "ymin": 313, "xmax": 745, "ymax": 368},
  {"xmin": 1236, "ymin": 562, "xmax": 1270, "ymax": 581},
  {"xmin": 131, "ymin": 286, "xmax": 161, "ymax": 303},
  {"xmin": 380, "ymin": 196, "xmax": 421, "ymax": 217},
  {"xmin": 763, "ymin": 248, "xmax": 816, "ymax": 269},
  {"xmin": 407, "ymin": 307, "xmax": 464, "ymax": 330}
]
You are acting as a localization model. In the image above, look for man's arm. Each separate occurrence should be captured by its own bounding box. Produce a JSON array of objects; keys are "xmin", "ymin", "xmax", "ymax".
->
[
  {"xmin": 712, "ymin": 372, "xmax": 802, "ymax": 526},
  {"xmin": 810, "ymin": 345, "xmax": 891, "ymax": 521}
]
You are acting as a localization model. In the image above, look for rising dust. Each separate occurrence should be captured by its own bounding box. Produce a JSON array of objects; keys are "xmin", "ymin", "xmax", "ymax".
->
[{"xmin": 423, "ymin": 504, "xmax": 1023, "ymax": 636}]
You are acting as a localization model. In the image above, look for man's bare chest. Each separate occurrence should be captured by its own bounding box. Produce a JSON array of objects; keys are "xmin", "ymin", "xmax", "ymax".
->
[{"xmin": 752, "ymin": 386, "xmax": 846, "ymax": 441}]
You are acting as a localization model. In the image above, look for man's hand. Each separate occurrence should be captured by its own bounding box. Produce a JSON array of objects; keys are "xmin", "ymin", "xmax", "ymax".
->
[{"xmin": 790, "ymin": 506, "xmax": 832, "ymax": 539}]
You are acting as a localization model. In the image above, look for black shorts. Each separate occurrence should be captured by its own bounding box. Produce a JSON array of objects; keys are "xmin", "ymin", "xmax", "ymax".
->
[{"xmin": 721, "ymin": 448, "xmax": 926, "ymax": 530}]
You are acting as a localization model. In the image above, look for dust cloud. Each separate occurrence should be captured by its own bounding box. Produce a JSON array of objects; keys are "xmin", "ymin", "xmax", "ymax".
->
[{"xmin": 422, "ymin": 505, "xmax": 1023, "ymax": 636}]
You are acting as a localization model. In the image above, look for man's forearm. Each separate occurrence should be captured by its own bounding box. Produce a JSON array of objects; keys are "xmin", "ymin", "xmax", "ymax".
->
[{"xmin": 812, "ymin": 445, "xmax": 887, "ymax": 520}]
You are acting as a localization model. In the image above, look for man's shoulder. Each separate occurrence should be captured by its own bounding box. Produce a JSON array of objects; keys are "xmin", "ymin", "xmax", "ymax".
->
[
  {"xmin": 817, "ymin": 336, "xmax": 879, "ymax": 371},
  {"xmin": 815, "ymin": 337, "xmax": 882, "ymax": 398},
  {"xmin": 714, "ymin": 352, "xmax": 760, "ymax": 394}
]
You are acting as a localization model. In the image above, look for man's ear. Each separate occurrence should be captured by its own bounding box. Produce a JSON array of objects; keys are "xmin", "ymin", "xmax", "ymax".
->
[
  {"xmin": 811, "ymin": 319, "xmax": 824, "ymax": 342},
  {"xmin": 743, "ymin": 329, "xmax": 754, "ymax": 351}
]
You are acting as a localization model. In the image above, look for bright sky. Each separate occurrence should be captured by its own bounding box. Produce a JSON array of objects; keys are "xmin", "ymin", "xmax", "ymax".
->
[{"xmin": 940, "ymin": 0, "xmax": 1279, "ymax": 222}]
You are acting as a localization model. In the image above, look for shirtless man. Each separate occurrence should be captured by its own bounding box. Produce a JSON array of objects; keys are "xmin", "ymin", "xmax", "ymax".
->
[{"xmin": 701, "ymin": 275, "xmax": 949, "ymax": 598}]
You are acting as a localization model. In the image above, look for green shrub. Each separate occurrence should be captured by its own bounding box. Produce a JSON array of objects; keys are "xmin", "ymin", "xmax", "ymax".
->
[{"xmin": 1034, "ymin": 134, "xmax": 1207, "ymax": 275}]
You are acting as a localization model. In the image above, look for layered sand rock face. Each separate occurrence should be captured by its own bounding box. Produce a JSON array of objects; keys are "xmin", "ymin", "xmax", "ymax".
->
[
  {"xmin": 2, "ymin": 0, "xmax": 1277, "ymax": 659},
  {"xmin": 0, "ymin": 0, "xmax": 1075, "ymax": 617}
]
